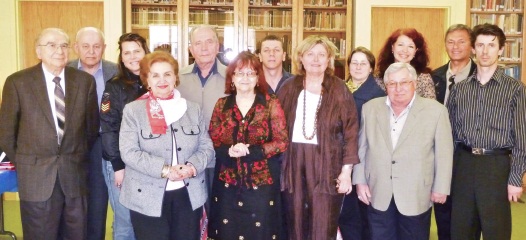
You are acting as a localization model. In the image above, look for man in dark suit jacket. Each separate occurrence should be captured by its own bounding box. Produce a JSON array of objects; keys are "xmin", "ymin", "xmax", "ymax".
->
[
  {"xmin": 432, "ymin": 24, "xmax": 476, "ymax": 105},
  {"xmin": 68, "ymin": 27, "xmax": 118, "ymax": 240},
  {"xmin": 0, "ymin": 28, "xmax": 99, "ymax": 240},
  {"xmin": 430, "ymin": 24, "xmax": 477, "ymax": 240}
]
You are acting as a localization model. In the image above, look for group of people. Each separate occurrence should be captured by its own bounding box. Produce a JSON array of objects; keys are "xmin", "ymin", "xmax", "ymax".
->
[{"xmin": 0, "ymin": 21, "xmax": 524, "ymax": 240}]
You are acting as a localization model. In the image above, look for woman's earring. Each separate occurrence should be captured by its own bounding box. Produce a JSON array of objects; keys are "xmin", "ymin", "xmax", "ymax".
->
[
  {"xmin": 231, "ymin": 82, "xmax": 235, "ymax": 91},
  {"xmin": 256, "ymin": 82, "xmax": 259, "ymax": 87}
]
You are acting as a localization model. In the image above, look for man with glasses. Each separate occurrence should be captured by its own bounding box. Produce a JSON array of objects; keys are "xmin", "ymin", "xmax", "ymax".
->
[
  {"xmin": 0, "ymin": 28, "xmax": 99, "ymax": 239},
  {"xmin": 430, "ymin": 24, "xmax": 477, "ymax": 240},
  {"xmin": 354, "ymin": 62, "xmax": 453, "ymax": 240},
  {"xmin": 447, "ymin": 23, "xmax": 526, "ymax": 239},
  {"xmin": 68, "ymin": 27, "xmax": 118, "ymax": 240}
]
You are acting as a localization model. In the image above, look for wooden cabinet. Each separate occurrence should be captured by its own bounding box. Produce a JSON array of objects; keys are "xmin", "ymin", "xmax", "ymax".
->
[
  {"xmin": 124, "ymin": 0, "xmax": 353, "ymax": 78},
  {"xmin": 466, "ymin": 0, "xmax": 525, "ymax": 83}
]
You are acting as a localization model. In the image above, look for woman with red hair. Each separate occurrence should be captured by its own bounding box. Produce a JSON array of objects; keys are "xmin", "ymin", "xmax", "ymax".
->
[{"xmin": 376, "ymin": 28, "xmax": 436, "ymax": 99}]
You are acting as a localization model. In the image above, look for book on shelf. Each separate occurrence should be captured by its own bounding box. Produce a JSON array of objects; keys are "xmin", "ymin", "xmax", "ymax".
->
[
  {"xmin": 500, "ymin": 38, "xmax": 523, "ymax": 61},
  {"xmin": 500, "ymin": 65, "xmax": 521, "ymax": 79},
  {"xmin": 304, "ymin": 0, "xmax": 347, "ymax": 7},
  {"xmin": 304, "ymin": 11, "xmax": 346, "ymax": 30},
  {"xmin": 249, "ymin": 0, "xmax": 292, "ymax": 6},
  {"xmin": 249, "ymin": 9, "xmax": 292, "ymax": 29},
  {"xmin": 470, "ymin": 13, "xmax": 523, "ymax": 34},
  {"xmin": 470, "ymin": 0, "xmax": 523, "ymax": 11}
]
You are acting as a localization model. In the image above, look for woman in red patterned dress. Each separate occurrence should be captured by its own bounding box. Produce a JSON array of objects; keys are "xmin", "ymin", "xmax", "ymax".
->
[{"xmin": 207, "ymin": 51, "xmax": 289, "ymax": 240}]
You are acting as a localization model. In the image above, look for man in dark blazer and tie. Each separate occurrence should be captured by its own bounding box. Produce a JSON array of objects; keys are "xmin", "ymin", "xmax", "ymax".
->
[
  {"xmin": 430, "ymin": 24, "xmax": 477, "ymax": 240},
  {"xmin": 68, "ymin": 26, "xmax": 118, "ymax": 240},
  {"xmin": 0, "ymin": 28, "xmax": 99, "ymax": 240}
]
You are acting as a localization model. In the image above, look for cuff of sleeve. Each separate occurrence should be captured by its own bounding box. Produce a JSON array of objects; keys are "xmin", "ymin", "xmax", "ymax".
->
[{"xmin": 111, "ymin": 158, "xmax": 125, "ymax": 172}]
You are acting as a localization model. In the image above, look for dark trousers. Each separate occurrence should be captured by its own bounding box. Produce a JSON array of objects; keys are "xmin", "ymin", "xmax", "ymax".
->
[
  {"xmin": 204, "ymin": 167, "xmax": 214, "ymax": 214},
  {"xmin": 368, "ymin": 197, "xmax": 431, "ymax": 240},
  {"xmin": 451, "ymin": 148, "xmax": 511, "ymax": 240},
  {"xmin": 87, "ymin": 136, "xmax": 109, "ymax": 240},
  {"xmin": 130, "ymin": 187, "xmax": 202, "ymax": 240},
  {"xmin": 339, "ymin": 186, "xmax": 371, "ymax": 240},
  {"xmin": 20, "ymin": 178, "xmax": 87, "ymax": 240},
  {"xmin": 433, "ymin": 196, "xmax": 452, "ymax": 240}
]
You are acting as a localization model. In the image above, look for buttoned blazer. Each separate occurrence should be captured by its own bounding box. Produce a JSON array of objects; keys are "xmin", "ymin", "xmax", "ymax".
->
[
  {"xmin": 68, "ymin": 59, "xmax": 119, "ymax": 85},
  {"xmin": 431, "ymin": 59, "xmax": 476, "ymax": 104},
  {"xmin": 353, "ymin": 96, "xmax": 453, "ymax": 216},
  {"xmin": 119, "ymin": 99, "xmax": 214, "ymax": 217},
  {"xmin": 0, "ymin": 63, "xmax": 99, "ymax": 201}
]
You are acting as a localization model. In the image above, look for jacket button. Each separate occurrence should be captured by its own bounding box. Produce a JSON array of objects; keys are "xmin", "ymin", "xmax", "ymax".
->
[
  {"xmin": 138, "ymin": 189, "xmax": 142, "ymax": 192},
  {"xmin": 202, "ymin": 180, "xmax": 204, "ymax": 183},
  {"xmin": 185, "ymin": 183, "xmax": 189, "ymax": 186},
  {"xmin": 174, "ymin": 129, "xmax": 178, "ymax": 132},
  {"xmin": 177, "ymin": 147, "xmax": 182, "ymax": 151},
  {"xmin": 391, "ymin": 161, "xmax": 396, "ymax": 164}
]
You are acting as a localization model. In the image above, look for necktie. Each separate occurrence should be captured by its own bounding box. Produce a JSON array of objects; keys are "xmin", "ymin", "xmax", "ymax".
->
[
  {"xmin": 53, "ymin": 77, "xmax": 65, "ymax": 143},
  {"xmin": 448, "ymin": 75, "xmax": 456, "ymax": 91}
]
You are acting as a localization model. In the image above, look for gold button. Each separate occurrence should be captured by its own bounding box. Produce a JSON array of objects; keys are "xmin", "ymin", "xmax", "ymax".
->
[
  {"xmin": 253, "ymin": 186, "xmax": 258, "ymax": 190},
  {"xmin": 255, "ymin": 222, "xmax": 261, "ymax": 227},
  {"xmin": 214, "ymin": 197, "xmax": 218, "ymax": 202},
  {"xmin": 272, "ymin": 235, "xmax": 276, "ymax": 239},
  {"xmin": 238, "ymin": 201, "xmax": 243, "ymax": 207},
  {"xmin": 269, "ymin": 201, "xmax": 274, "ymax": 206},
  {"xmin": 223, "ymin": 219, "xmax": 228, "ymax": 224},
  {"xmin": 225, "ymin": 183, "xmax": 229, "ymax": 187},
  {"xmin": 239, "ymin": 236, "xmax": 244, "ymax": 240}
]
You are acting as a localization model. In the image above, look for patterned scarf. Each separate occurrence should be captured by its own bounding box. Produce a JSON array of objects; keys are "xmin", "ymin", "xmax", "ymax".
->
[{"xmin": 138, "ymin": 90, "xmax": 178, "ymax": 134}]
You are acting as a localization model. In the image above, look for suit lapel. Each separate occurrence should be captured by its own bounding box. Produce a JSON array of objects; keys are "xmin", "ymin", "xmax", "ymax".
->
[
  {"xmin": 376, "ymin": 103, "xmax": 394, "ymax": 153},
  {"xmin": 30, "ymin": 64, "xmax": 56, "ymax": 127},
  {"xmin": 394, "ymin": 96, "xmax": 424, "ymax": 150},
  {"xmin": 64, "ymin": 67, "xmax": 80, "ymax": 132}
]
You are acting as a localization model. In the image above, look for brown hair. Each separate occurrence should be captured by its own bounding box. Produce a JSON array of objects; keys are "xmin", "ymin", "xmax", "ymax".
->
[
  {"xmin": 225, "ymin": 51, "xmax": 268, "ymax": 95},
  {"xmin": 139, "ymin": 51, "xmax": 180, "ymax": 89},
  {"xmin": 116, "ymin": 33, "xmax": 150, "ymax": 82}
]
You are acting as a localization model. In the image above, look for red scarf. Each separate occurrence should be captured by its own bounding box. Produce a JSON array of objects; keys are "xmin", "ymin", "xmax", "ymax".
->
[{"xmin": 138, "ymin": 90, "xmax": 175, "ymax": 134}]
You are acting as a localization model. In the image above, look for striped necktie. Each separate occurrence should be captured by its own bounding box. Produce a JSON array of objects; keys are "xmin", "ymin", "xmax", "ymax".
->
[{"xmin": 53, "ymin": 77, "xmax": 65, "ymax": 144}]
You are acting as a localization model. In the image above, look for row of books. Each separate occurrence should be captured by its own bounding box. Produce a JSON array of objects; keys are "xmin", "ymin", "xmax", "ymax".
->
[
  {"xmin": 470, "ymin": 13, "xmax": 523, "ymax": 34},
  {"xmin": 304, "ymin": 0, "xmax": 346, "ymax": 7},
  {"xmin": 189, "ymin": 10, "xmax": 234, "ymax": 26},
  {"xmin": 501, "ymin": 65, "xmax": 521, "ymax": 79},
  {"xmin": 132, "ymin": 7, "xmax": 177, "ymax": 27},
  {"xmin": 470, "ymin": 0, "xmax": 523, "ymax": 11},
  {"xmin": 249, "ymin": 0, "xmax": 292, "ymax": 6},
  {"xmin": 249, "ymin": 9, "xmax": 292, "ymax": 29},
  {"xmin": 304, "ymin": 11, "xmax": 346, "ymax": 30},
  {"xmin": 330, "ymin": 38, "xmax": 346, "ymax": 58},
  {"xmin": 500, "ymin": 38, "xmax": 522, "ymax": 62},
  {"xmin": 131, "ymin": 0, "xmax": 233, "ymax": 4}
]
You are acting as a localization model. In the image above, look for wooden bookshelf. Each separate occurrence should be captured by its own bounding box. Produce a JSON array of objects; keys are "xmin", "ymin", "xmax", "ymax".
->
[
  {"xmin": 467, "ymin": 0, "xmax": 525, "ymax": 83},
  {"xmin": 125, "ymin": 0, "xmax": 353, "ymax": 77}
]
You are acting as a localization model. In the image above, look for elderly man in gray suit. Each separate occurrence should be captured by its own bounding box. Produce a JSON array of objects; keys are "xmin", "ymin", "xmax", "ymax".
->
[
  {"xmin": 68, "ymin": 26, "xmax": 118, "ymax": 240},
  {"xmin": 0, "ymin": 28, "xmax": 99, "ymax": 240},
  {"xmin": 353, "ymin": 62, "xmax": 453, "ymax": 240}
]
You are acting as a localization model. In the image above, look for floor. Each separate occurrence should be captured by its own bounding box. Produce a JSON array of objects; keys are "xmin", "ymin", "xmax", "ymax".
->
[{"xmin": 2, "ymin": 200, "xmax": 526, "ymax": 239}]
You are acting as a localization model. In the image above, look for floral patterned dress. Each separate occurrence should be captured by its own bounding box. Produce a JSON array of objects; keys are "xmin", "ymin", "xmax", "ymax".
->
[{"xmin": 207, "ymin": 93, "xmax": 288, "ymax": 240}]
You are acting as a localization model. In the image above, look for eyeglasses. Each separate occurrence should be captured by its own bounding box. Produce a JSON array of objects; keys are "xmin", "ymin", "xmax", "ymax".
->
[
  {"xmin": 38, "ymin": 43, "xmax": 70, "ymax": 51},
  {"xmin": 385, "ymin": 80, "xmax": 413, "ymax": 89},
  {"xmin": 350, "ymin": 62, "xmax": 370, "ymax": 68},
  {"xmin": 233, "ymin": 71, "xmax": 258, "ymax": 79}
]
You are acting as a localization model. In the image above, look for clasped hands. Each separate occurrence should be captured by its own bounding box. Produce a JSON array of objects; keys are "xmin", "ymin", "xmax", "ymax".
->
[
  {"xmin": 167, "ymin": 164, "xmax": 196, "ymax": 181},
  {"xmin": 229, "ymin": 143, "xmax": 250, "ymax": 158}
]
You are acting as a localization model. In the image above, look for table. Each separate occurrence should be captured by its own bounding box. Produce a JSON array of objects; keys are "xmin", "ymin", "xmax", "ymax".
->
[{"xmin": 0, "ymin": 170, "xmax": 17, "ymax": 240}]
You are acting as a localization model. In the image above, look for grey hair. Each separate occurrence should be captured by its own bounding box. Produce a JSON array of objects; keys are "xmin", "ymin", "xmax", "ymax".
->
[
  {"xmin": 383, "ymin": 62, "xmax": 418, "ymax": 83},
  {"xmin": 189, "ymin": 25, "xmax": 219, "ymax": 44},
  {"xmin": 76, "ymin": 27, "xmax": 105, "ymax": 42},
  {"xmin": 35, "ymin": 28, "xmax": 70, "ymax": 47}
]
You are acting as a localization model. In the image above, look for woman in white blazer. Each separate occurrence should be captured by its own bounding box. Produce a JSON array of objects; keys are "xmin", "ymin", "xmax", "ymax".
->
[{"xmin": 119, "ymin": 51, "xmax": 214, "ymax": 240}]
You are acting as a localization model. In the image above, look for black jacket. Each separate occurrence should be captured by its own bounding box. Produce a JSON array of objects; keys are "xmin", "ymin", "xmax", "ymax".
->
[
  {"xmin": 431, "ymin": 59, "xmax": 476, "ymax": 104},
  {"xmin": 100, "ymin": 72, "xmax": 147, "ymax": 172}
]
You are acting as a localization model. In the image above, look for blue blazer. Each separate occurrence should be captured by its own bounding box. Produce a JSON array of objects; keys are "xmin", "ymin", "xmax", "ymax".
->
[{"xmin": 351, "ymin": 74, "xmax": 386, "ymax": 121}]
